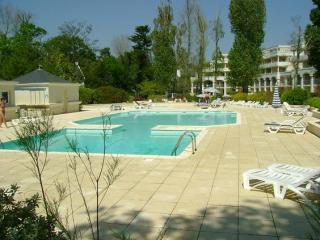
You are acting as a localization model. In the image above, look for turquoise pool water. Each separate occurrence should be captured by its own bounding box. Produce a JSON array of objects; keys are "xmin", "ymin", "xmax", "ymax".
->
[{"xmin": 1, "ymin": 111, "xmax": 237, "ymax": 156}]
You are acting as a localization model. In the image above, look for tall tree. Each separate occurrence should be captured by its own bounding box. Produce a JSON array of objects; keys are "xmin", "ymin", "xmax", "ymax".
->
[
  {"xmin": 129, "ymin": 25, "xmax": 153, "ymax": 84},
  {"xmin": 176, "ymin": 22, "xmax": 189, "ymax": 94},
  {"xmin": 0, "ymin": 3, "xmax": 32, "ymax": 37},
  {"xmin": 290, "ymin": 16, "xmax": 304, "ymax": 88},
  {"xmin": 211, "ymin": 14, "xmax": 224, "ymax": 89},
  {"xmin": 0, "ymin": 22, "xmax": 46, "ymax": 80},
  {"xmin": 195, "ymin": 6, "xmax": 207, "ymax": 93},
  {"xmin": 228, "ymin": 0, "xmax": 266, "ymax": 92},
  {"xmin": 44, "ymin": 34, "xmax": 95, "ymax": 83},
  {"xmin": 184, "ymin": 0, "xmax": 195, "ymax": 66},
  {"xmin": 111, "ymin": 34, "xmax": 131, "ymax": 57},
  {"xmin": 152, "ymin": 0, "xmax": 177, "ymax": 93},
  {"xmin": 175, "ymin": 0, "xmax": 195, "ymax": 95},
  {"xmin": 305, "ymin": 0, "xmax": 320, "ymax": 75}
]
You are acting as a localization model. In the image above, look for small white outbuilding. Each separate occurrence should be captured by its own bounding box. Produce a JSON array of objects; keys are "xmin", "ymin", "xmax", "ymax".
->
[{"xmin": 13, "ymin": 68, "xmax": 81, "ymax": 115}]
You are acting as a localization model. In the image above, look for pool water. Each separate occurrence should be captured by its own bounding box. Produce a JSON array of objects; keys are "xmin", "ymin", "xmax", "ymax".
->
[{"xmin": 1, "ymin": 111, "xmax": 237, "ymax": 156}]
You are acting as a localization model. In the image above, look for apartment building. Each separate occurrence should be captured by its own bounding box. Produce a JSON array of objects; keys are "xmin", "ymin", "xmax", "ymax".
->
[
  {"xmin": 190, "ymin": 45, "xmax": 319, "ymax": 95},
  {"xmin": 253, "ymin": 45, "xmax": 318, "ymax": 93},
  {"xmin": 190, "ymin": 54, "xmax": 230, "ymax": 96}
]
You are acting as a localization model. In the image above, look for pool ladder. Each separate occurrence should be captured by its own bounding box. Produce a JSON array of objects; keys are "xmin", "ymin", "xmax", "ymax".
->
[{"xmin": 171, "ymin": 131, "xmax": 197, "ymax": 156}]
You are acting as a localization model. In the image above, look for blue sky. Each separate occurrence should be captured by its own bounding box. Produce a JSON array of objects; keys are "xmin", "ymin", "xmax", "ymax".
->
[{"xmin": 2, "ymin": 0, "xmax": 315, "ymax": 57}]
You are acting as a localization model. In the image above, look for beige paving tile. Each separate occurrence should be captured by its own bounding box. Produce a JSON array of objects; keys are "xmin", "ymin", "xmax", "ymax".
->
[
  {"xmin": 162, "ymin": 229, "xmax": 199, "ymax": 240},
  {"xmin": 275, "ymin": 218, "xmax": 314, "ymax": 239},
  {"xmin": 130, "ymin": 211, "xmax": 170, "ymax": 227},
  {"xmin": 208, "ymin": 193, "xmax": 238, "ymax": 206},
  {"xmin": 150, "ymin": 191, "xmax": 181, "ymax": 203},
  {"xmin": 239, "ymin": 234, "xmax": 278, "ymax": 240},
  {"xmin": 165, "ymin": 215, "xmax": 203, "ymax": 231},
  {"xmin": 239, "ymin": 219, "xmax": 277, "ymax": 236},
  {"xmin": 172, "ymin": 201, "xmax": 207, "ymax": 217},
  {"xmin": 205, "ymin": 205, "xmax": 239, "ymax": 219},
  {"xmin": 201, "ymin": 216, "xmax": 238, "ymax": 233},
  {"xmin": 124, "ymin": 225, "xmax": 162, "ymax": 240},
  {"xmin": 142, "ymin": 201, "xmax": 176, "ymax": 214},
  {"xmin": 198, "ymin": 231, "xmax": 238, "ymax": 240}
]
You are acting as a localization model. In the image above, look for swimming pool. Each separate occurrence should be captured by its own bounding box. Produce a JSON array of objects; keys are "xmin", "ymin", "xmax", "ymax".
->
[{"xmin": 1, "ymin": 111, "xmax": 237, "ymax": 156}]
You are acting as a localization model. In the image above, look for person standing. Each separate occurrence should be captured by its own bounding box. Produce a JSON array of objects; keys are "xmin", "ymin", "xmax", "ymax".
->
[{"xmin": 0, "ymin": 97, "xmax": 7, "ymax": 128}]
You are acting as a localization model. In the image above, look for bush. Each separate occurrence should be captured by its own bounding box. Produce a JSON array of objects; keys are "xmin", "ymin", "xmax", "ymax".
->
[
  {"xmin": 95, "ymin": 86, "xmax": 130, "ymax": 103},
  {"xmin": 231, "ymin": 92, "xmax": 248, "ymax": 101},
  {"xmin": 247, "ymin": 92, "xmax": 273, "ymax": 104},
  {"xmin": 281, "ymin": 88, "xmax": 310, "ymax": 105},
  {"xmin": 0, "ymin": 185, "xmax": 64, "ymax": 240},
  {"xmin": 138, "ymin": 81, "xmax": 163, "ymax": 97},
  {"xmin": 79, "ymin": 87, "xmax": 96, "ymax": 104},
  {"xmin": 185, "ymin": 94, "xmax": 198, "ymax": 102},
  {"xmin": 305, "ymin": 97, "xmax": 320, "ymax": 110},
  {"xmin": 148, "ymin": 95, "xmax": 164, "ymax": 102}
]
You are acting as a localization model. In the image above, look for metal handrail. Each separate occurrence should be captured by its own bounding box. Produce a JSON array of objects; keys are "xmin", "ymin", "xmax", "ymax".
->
[{"xmin": 171, "ymin": 130, "xmax": 197, "ymax": 156}]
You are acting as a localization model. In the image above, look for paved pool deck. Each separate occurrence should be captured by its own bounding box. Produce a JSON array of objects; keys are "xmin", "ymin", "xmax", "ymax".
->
[{"xmin": 0, "ymin": 103, "xmax": 319, "ymax": 239}]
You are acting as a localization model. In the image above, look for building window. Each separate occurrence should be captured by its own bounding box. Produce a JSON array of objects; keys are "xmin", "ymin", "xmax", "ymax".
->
[{"xmin": 1, "ymin": 91, "xmax": 9, "ymax": 104}]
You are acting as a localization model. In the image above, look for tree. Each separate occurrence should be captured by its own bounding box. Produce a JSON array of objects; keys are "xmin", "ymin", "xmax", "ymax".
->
[
  {"xmin": 176, "ymin": 22, "xmax": 189, "ymax": 94},
  {"xmin": 111, "ymin": 34, "xmax": 131, "ymax": 57},
  {"xmin": 129, "ymin": 25, "xmax": 153, "ymax": 84},
  {"xmin": 305, "ymin": 0, "xmax": 320, "ymax": 75},
  {"xmin": 228, "ymin": 0, "xmax": 266, "ymax": 93},
  {"xmin": 290, "ymin": 16, "xmax": 304, "ymax": 89},
  {"xmin": 0, "ymin": 3, "xmax": 32, "ymax": 37},
  {"xmin": 175, "ymin": 0, "xmax": 196, "ymax": 95},
  {"xmin": 195, "ymin": 6, "xmax": 207, "ymax": 93},
  {"xmin": 44, "ymin": 34, "xmax": 95, "ymax": 83},
  {"xmin": 211, "ymin": 14, "xmax": 224, "ymax": 90},
  {"xmin": 58, "ymin": 21, "xmax": 96, "ymax": 47},
  {"xmin": 0, "ymin": 22, "xmax": 46, "ymax": 80},
  {"xmin": 152, "ymin": 0, "xmax": 177, "ymax": 93}
]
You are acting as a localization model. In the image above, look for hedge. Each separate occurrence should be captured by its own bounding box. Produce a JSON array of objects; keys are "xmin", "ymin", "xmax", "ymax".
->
[
  {"xmin": 95, "ymin": 86, "xmax": 130, "ymax": 103},
  {"xmin": 281, "ymin": 88, "xmax": 310, "ymax": 105},
  {"xmin": 305, "ymin": 97, "xmax": 320, "ymax": 110},
  {"xmin": 79, "ymin": 87, "xmax": 96, "ymax": 104},
  {"xmin": 80, "ymin": 86, "xmax": 130, "ymax": 104}
]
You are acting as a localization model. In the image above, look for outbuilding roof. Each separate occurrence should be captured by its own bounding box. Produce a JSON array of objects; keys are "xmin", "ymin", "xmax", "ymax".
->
[{"xmin": 14, "ymin": 68, "xmax": 69, "ymax": 84}]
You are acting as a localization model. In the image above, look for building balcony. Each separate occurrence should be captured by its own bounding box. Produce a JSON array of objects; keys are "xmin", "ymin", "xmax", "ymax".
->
[{"xmin": 260, "ymin": 61, "xmax": 290, "ymax": 68}]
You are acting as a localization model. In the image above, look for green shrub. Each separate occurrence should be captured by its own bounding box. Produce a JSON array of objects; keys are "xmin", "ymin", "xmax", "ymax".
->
[
  {"xmin": 305, "ymin": 97, "xmax": 320, "ymax": 110},
  {"xmin": 79, "ymin": 87, "xmax": 96, "ymax": 104},
  {"xmin": 0, "ymin": 185, "xmax": 64, "ymax": 240},
  {"xmin": 281, "ymin": 88, "xmax": 310, "ymax": 105},
  {"xmin": 247, "ymin": 92, "xmax": 265, "ymax": 103},
  {"xmin": 231, "ymin": 92, "xmax": 248, "ymax": 101},
  {"xmin": 185, "ymin": 94, "xmax": 198, "ymax": 102},
  {"xmin": 148, "ymin": 95, "xmax": 164, "ymax": 102},
  {"xmin": 138, "ymin": 81, "xmax": 163, "ymax": 97},
  {"xmin": 95, "ymin": 86, "xmax": 130, "ymax": 103}
]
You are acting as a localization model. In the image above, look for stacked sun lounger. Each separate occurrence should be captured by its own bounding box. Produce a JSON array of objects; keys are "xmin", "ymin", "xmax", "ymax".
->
[
  {"xmin": 229, "ymin": 100, "xmax": 269, "ymax": 108},
  {"xmin": 282, "ymin": 102, "xmax": 309, "ymax": 116}
]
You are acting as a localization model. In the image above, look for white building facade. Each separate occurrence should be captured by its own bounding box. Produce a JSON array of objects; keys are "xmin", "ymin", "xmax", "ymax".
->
[
  {"xmin": 190, "ymin": 45, "xmax": 319, "ymax": 95},
  {"xmin": 190, "ymin": 54, "xmax": 230, "ymax": 96},
  {"xmin": 253, "ymin": 45, "xmax": 318, "ymax": 93}
]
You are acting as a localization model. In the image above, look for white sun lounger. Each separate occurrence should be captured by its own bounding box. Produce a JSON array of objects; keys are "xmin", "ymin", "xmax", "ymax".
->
[
  {"xmin": 283, "ymin": 102, "xmax": 309, "ymax": 116},
  {"xmin": 264, "ymin": 116, "xmax": 306, "ymax": 134},
  {"xmin": 243, "ymin": 167, "xmax": 320, "ymax": 202},
  {"xmin": 269, "ymin": 163, "xmax": 320, "ymax": 178}
]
